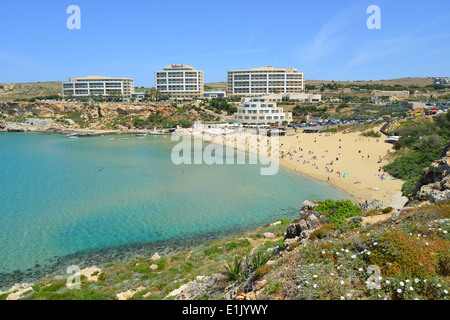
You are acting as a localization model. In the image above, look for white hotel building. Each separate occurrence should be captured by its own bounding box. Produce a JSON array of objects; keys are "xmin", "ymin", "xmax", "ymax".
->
[
  {"xmin": 232, "ymin": 97, "xmax": 292, "ymax": 125},
  {"xmin": 62, "ymin": 76, "xmax": 134, "ymax": 99},
  {"xmin": 227, "ymin": 66, "xmax": 305, "ymax": 96},
  {"xmin": 155, "ymin": 64, "xmax": 204, "ymax": 99}
]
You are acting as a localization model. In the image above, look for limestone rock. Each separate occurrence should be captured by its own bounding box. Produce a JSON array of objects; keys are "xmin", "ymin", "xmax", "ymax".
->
[
  {"xmin": 80, "ymin": 266, "xmax": 102, "ymax": 282},
  {"xmin": 301, "ymin": 200, "xmax": 316, "ymax": 211},
  {"xmin": 150, "ymin": 264, "xmax": 158, "ymax": 271},
  {"xmin": 306, "ymin": 214, "xmax": 319, "ymax": 229},
  {"xmin": 263, "ymin": 232, "xmax": 275, "ymax": 239},
  {"xmin": 285, "ymin": 219, "xmax": 308, "ymax": 239},
  {"xmin": 151, "ymin": 252, "xmax": 161, "ymax": 260},
  {"xmin": 365, "ymin": 199, "xmax": 385, "ymax": 211},
  {"xmin": 414, "ymin": 143, "xmax": 450, "ymax": 202},
  {"xmin": 4, "ymin": 283, "xmax": 35, "ymax": 300},
  {"xmin": 427, "ymin": 190, "xmax": 450, "ymax": 204},
  {"xmin": 116, "ymin": 286, "xmax": 145, "ymax": 300},
  {"xmin": 283, "ymin": 237, "xmax": 298, "ymax": 247}
]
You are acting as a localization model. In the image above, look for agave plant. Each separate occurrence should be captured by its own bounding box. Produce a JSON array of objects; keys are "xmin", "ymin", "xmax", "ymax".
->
[
  {"xmin": 250, "ymin": 251, "xmax": 272, "ymax": 269},
  {"xmin": 223, "ymin": 256, "xmax": 243, "ymax": 280}
]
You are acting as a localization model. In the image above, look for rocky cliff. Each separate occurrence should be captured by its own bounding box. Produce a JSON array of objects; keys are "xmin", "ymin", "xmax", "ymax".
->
[
  {"xmin": 414, "ymin": 142, "xmax": 450, "ymax": 203},
  {"xmin": 0, "ymin": 101, "xmax": 204, "ymax": 120}
]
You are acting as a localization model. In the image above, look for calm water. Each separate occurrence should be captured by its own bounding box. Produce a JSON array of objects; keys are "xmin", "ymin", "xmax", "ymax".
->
[{"xmin": 0, "ymin": 132, "xmax": 349, "ymax": 277}]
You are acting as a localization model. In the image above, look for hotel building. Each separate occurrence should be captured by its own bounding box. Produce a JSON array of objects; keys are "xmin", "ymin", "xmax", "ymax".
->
[
  {"xmin": 62, "ymin": 76, "xmax": 134, "ymax": 98},
  {"xmin": 227, "ymin": 66, "xmax": 305, "ymax": 96},
  {"xmin": 232, "ymin": 97, "xmax": 292, "ymax": 125},
  {"xmin": 155, "ymin": 64, "xmax": 204, "ymax": 99}
]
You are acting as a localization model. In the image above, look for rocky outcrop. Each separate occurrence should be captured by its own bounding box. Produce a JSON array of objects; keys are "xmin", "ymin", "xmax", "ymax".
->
[
  {"xmin": 415, "ymin": 142, "xmax": 450, "ymax": 203},
  {"xmin": 0, "ymin": 283, "xmax": 34, "ymax": 300},
  {"xmin": 284, "ymin": 200, "xmax": 324, "ymax": 248},
  {"xmin": 0, "ymin": 101, "xmax": 210, "ymax": 124},
  {"xmin": 165, "ymin": 274, "xmax": 230, "ymax": 300},
  {"xmin": 116, "ymin": 286, "xmax": 146, "ymax": 300}
]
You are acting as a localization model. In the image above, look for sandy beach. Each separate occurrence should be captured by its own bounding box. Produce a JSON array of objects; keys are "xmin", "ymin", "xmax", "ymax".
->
[
  {"xmin": 277, "ymin": 127, "xmax": 406, "ymax": 208},
  {"xmin": 200, "ymin": 125, "xmax": 407, "ymax": 209}
]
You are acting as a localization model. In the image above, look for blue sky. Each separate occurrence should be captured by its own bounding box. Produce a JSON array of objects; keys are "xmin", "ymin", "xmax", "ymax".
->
[{"xmin": 0, "ymin": 0, "xmax": 449, "ymax": 87}]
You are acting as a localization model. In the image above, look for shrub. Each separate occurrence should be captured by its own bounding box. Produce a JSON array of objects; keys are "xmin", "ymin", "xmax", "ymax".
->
[
  {"xmin": 254, "ymin": 264, "xmax": 273, "ymax": 279},
  {"xmin": 227, "ymin": 242, "xmax": 238, "ymax": 250},
  {"xmin": 287, "ymin": 241, "xmax": 301, "ymax": 251},
  {"xmin": 265, "ymin": 281, "xmax": 281, "ymax": 294},
  {"xmin": 204, "ymin": 246, "xmax": 223, "ymax": 256},
  {"xmin": 382, "ymin": 207, "xmax": 394, "ymax": 214},
  {"xmin": 361, "ymin": 130, "xmax": 381, "ymax": 138},
  {"xmin": 362, "ymin": 230, "xmax": 449, "ymax": 277},
  {"xmin": 437, "ymin": 249, "xmax": 450, "ymax": 276},
  {"xmin": 315, "ymin": 199, "xmax": 362, "ymax": 223},
  {"xmin": 364, "ymin": 209, "xmax": 379, "ymax": 217},
  {"xmin": 309, "ymin": 223, "xmax": 337, "ymax": 240},
  {"xmin": 348, "ymin": 216, "xmax": 363, "ymax": 228}
]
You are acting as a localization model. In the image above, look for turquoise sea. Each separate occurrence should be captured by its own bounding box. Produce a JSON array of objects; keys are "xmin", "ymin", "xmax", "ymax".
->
[{"xmin": 0, "ymin": 132, "xmax": 349, "ymax": 286}]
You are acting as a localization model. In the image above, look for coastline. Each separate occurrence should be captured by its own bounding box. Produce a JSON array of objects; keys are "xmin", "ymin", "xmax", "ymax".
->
[
  {"xmin": 2, "ymin": 126, "xmax": 407, "ymax": 207},
  {"xmin": 198, "ymin": 126, "xmax": 407, "ymax": 209},
  {"xmin": 0, "ymin": 212, "xmax": 298, "ymax": 291}
]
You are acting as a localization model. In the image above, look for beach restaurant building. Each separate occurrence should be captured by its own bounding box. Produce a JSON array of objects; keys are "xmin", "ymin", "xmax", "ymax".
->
[
  {"xmin": 62, "ymin": 76, "xmax": 135, "ymax": 99},
  {"xmin": 227, "ymin": 66, "xmax": 305, "ymax": 96},
  {"xmin": 232, "ymin": 97, "xmax": 292, "ymax": 125},
  {"xmin": 155, "ymin": 64, "xmax": 204, "ymax": 99}
]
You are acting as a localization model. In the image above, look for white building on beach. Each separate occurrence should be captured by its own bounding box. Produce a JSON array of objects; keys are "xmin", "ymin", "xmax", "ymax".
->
[{"xmin": 232, "ymin": 97, "xmax": 292, "ymax": 125}]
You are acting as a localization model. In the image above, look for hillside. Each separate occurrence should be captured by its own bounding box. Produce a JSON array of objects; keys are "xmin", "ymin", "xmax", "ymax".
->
[
  {"xmin": 1, "ymin": 198, "xmax": 449, "ymax": 300},
  {"xmin": 204, "ymin": 82, "xmax": 227, "ymax": 91},
  {"xmin": 306, "ymin": 77, "xmax": 436, "ymax": 87},
  {"xmin": 0, "ymin": 77, "xmax": 441, "ymax": 101},
  {"xmin": 0, "ymin": 82, "xmax": 62, "ymax": 100}
]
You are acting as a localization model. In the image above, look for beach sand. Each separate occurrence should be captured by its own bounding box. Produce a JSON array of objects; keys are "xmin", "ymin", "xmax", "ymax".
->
[
  {"xmin": 277, "ymin": 126, "xmax": 406, "ymax": 207},
  {"xmin": 200, "ymin": 125, "xmax": 407, "ymax": 208}
]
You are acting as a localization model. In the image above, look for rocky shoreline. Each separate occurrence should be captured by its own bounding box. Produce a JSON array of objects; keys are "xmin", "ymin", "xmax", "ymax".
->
[{"xmin": 0, "ymin": 221, "xmax": 280, "ymax": 292}]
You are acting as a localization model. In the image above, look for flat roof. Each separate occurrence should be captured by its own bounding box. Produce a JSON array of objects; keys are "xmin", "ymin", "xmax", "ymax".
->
[
  {"xmin": 68, "ymin": 76, "xmax": 134, "ymax": 81},
  {"xmin": 228, "ymin": 66, "xmax": 300, "ymax": 73},
  {"xmin": 161, "ymin": 64, "xmax": 200, "ymax": 71}
]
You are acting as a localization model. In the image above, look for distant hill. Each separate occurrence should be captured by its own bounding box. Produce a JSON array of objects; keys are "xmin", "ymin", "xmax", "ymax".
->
[
  {"xmin": 204, "ymin": 82, "xmax": 227, "ymax": 91},
  {"xmin": 306, "ymin": 77, "xmax": 436, "ymax": 87},
  {"xmin": 0, "ymin": 77, "xmax": 439, "ymax": 101},
  {"xmin": 0, "ymin": 81, "xmax": 62, "ymax": 100}
]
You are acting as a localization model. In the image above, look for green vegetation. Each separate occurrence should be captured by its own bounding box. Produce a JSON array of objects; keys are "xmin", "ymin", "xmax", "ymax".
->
[
  {"xmin": 360, "ymin": 130, "xmax": 381, "ymax": 138},
  {"xmin": 383, "ymin": 113, "xmax": 450, "ymax": 196},
  {"xmin": 223, "ymin": 256, "xmax": 243, "ymax": 280},
  {"xmin": 249, "ymin": 251, "xmax": 272, "ymax": 269},
  {"xmin": 292, "ymin": 104, "xmax": 327, "ymax": 118},
  {"xmin": 382, "ymin": 207, "xmax": 394, "ymax": 214},
  {"xmin": 206, "ymin": 98, "xmax": 237, "ymax": 115},
  {"xmin": 14, "ymin": 95, "xmax": 63, "ymax": 102},
  {"xmin": 257, "ymin": 201, "xmax": 450, "ymax": 300},
  {"xmin": 315, "ymin": 199, "xmax": 362, "ymax": 224},
  {"xmin": 3, "ymin": 200, "xmax": 450, "ymax": 300}
]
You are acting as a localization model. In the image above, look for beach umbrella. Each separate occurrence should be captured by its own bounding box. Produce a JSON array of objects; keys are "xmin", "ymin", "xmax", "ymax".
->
[{"xmin": 343, "ymin": 173, "xmax": 348, "ymax": 178}]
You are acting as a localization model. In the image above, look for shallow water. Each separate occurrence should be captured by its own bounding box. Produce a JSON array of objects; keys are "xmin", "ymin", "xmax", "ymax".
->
[{"xmin": 0, "ymin": 132, "xmax": 349, "ymax": 286}]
